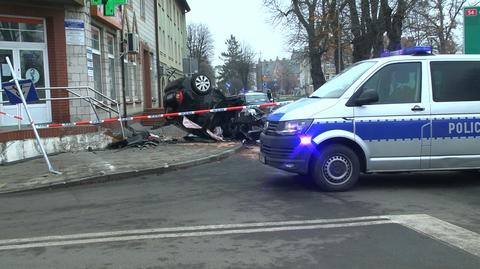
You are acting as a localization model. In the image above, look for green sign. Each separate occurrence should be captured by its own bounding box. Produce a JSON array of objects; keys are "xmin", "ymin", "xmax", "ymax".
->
[
  {"xmin": 464, "ymin": 7, "xmax": 480, "ymax": 54},
  {"xmin": 91, "ymin": 0, "xmax": 127, "ymax": 16}
]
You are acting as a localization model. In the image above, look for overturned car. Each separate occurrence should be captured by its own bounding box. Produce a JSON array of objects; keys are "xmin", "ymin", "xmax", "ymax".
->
[{"xmin": 163, "ymin": 74, "xmax": 272, "ymax": 141}]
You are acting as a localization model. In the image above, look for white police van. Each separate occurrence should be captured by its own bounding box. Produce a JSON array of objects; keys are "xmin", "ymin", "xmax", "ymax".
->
[{"xmin": 259, "ymin": 47, "xmax": 480, "ymax": 191}]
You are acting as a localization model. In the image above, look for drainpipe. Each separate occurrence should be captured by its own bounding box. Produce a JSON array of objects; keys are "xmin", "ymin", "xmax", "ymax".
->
[{"xmin": 154, "ymin": 0, "xmax": 163, "ymax": 109}]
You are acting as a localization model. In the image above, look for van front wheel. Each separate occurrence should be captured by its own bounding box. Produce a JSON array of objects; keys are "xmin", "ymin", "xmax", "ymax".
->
[{"xmin": 311, "ymin": 144, "xmax": 360, "ymax": 191}]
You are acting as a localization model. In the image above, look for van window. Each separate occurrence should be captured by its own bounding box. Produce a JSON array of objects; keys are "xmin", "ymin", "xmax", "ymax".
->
[
  {"xmin": 431, "ymin": 61, "xmax": 480, "ymax": 102},
  {"xmin": 310, "ymin": 61, "xmax": 376, "ymax": 98},
  {"xmin": 360, "ymin": 62, "xmax": 421, "ymax": 104}
]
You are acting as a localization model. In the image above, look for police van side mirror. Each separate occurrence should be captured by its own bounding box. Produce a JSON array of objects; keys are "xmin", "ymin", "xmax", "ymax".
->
[{"xmin": 347, "ymin": 89, "xmax": 379, "ymax": 106}]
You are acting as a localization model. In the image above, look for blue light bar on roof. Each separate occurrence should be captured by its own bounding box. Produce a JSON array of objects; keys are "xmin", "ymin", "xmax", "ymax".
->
[{"xmin": 380, "ymin": 46, "xmax": 433, "ymax": 57}]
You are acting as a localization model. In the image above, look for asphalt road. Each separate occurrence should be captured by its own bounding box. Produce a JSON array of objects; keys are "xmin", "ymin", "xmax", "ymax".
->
[{"xmin": 1, "ymin": 146, "xmax": 480, "ymax": 269}]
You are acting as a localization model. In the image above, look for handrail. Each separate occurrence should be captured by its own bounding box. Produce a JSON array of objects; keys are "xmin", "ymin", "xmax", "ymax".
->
[{"xmin": 1, "ymin": 85, "xmax": 125, "ymax": 138}]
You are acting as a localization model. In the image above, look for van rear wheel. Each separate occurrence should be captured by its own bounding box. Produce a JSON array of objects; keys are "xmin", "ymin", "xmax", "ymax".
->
[{"xmin": 311, "ymin": 144, "xmax": 360, "ymax": 191}]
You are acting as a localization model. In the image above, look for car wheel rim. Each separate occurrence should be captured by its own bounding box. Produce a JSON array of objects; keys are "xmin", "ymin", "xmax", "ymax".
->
[
  {"xmin": 195, "ymin": 75, "xmax": 210, "ymax": 92},
  {"xmin": 322, "ymin": 155, "xmax": 352, "ymax": 185}
]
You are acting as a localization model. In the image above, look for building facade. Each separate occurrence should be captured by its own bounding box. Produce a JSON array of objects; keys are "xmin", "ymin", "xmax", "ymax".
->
[
  {"xmin": 0, "ymin": 0, "xmax": 190, "ymax": 130},
  {"xmin": 156, "ymin": 0, "xmax": 190, "ymax": 98},
  {"xmin": 256, "ymin": 57, "xmax": 300, "ymax": 96}
]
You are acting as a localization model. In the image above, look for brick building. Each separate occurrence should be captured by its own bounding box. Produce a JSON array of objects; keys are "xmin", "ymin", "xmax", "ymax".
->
[{"xmin": 0, "ymin": 0, "xmax": 190, "ymax": 133}]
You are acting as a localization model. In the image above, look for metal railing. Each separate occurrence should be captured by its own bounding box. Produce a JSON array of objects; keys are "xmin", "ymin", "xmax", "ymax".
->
[{"xmin": 1, "ymin": 86, "xmax": 125, "ymax": 138}]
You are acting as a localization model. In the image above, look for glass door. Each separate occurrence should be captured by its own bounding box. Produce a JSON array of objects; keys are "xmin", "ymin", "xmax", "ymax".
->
[
  {"xmin": 0, "ymin": 49, "xmax": 14, "ymax": 105},
  {"xmin": 0, "ymin": 47, "xmax": 51, "ymax": 126},
  {"xmin": 20, "ymin": 49, "xmax": 46, "ymax": 102},
  {"xmin": 0, "ymin": 16, "xmax": 51, "ymax": 127}
]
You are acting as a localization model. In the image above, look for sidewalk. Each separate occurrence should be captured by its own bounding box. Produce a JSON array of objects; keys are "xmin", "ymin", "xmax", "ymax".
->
[{"xmin": 0, "ymin": 125, "xmax": 243, "ymax": 194}]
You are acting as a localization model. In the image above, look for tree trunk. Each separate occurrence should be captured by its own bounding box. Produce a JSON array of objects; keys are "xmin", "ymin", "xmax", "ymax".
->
[
  {"xmin": 385, "ymin": 0, "xmax": 407, "ymax": 51},
  {"xmin": 334, "ymin": 46, "xmax": 344, "ymax": 74},
  {"xmin": 309, "ymin": 41, "xmax": 326, "ymax": 90},
  {"xmin": 352, "ymin": 36, "xmax": 372, "ymax": 62}
]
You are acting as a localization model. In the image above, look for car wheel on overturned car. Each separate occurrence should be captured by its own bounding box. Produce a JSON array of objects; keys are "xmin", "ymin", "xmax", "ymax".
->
[
  {"xmin": 191, "ymin": 74, "xmax": 212, "ymax": 95},
  {"xmin": 311, "ymin": 144, "xmax": 360, "ymax": 191}
]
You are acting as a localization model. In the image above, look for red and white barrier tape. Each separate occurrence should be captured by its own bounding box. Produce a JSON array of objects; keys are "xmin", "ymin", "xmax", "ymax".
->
[
  {"xmin": 0, "ymin": 111, "xmax": 24, "ymax": 121},
  {"xmin": 39, "ymin": 101, "xmax": 293, "ymax": 128}
]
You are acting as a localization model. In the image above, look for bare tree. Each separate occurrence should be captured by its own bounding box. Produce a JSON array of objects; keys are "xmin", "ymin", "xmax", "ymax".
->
[
  {"xmin": 264, "ymin": 0, "xmax": 339, "ymax": 89},
  {"xmin": 238, "ymin": 44, "xmax": 256, "ymax": 89},
  {"xmin": 186, "ymin": 23, "xmax": 215, "ymax": 79},
  {"xmin": 404, "ymin": 0, "xmax": 468, "ymax": 53},
  {"xmin": 186, "ymin": 23, "xmax": 214, "ymax": 63},
  {"xmin": 384, "ymin": 0, "xmax": 416, "ymax": 51},
  {"xmin": 346, "ymin": 0, "xmax": 415, "ymax": 62}
]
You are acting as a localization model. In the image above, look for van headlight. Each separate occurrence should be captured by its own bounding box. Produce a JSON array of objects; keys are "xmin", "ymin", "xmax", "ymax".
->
[{"xmin": 276, "ymin": 119, "xmax": 313, "ymax": 136}]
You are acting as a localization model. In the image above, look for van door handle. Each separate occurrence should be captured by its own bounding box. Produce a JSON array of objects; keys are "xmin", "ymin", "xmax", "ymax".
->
[{"xmin": 411, "ymin": 105, "xmax": 425, "ymax": 112}]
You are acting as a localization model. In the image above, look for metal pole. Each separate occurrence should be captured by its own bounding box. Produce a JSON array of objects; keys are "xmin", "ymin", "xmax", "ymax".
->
[
  {"xmin": 6, "ymin": 57, "xmax": 60, "ymax": 174},
  {"xmin": 17, "ymin": 104, "xmax": 21, "ymax": 130},
  {"xmin": 116, "ymin": 102, "xmax": 126, "ymax": 139},
  {"xmin": 120, "ymin": 9, "xmax": 128, "ymax": 118}
]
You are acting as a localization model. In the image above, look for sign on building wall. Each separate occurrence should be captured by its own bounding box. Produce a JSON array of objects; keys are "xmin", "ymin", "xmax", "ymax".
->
[
  {"xmin": 464, "ymin": 7, "xmax": 480, "ymax": 54},
  {"xmin": 86, "ymin": 48, "xmax": 94, "ymax": 77},
  {"xmin": 65, "ymin": 19, "xmax": 85, "ymax": 46}
]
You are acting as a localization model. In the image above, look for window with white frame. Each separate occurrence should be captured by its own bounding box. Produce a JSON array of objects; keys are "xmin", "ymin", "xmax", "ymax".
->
[
  {"xmin": 91, "ymin": 26, "xmax": 103, "ymax": 99},
  {"xmin": 106, "ymin": 34, "xmax": 116, "ymax": 101},
  {"xmin": 0, "ymin": 18, "xmax": 45, "ymax": 42}
]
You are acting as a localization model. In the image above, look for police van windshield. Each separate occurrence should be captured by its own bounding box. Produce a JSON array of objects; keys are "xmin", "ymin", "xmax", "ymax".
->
[{"xmin": 310, "ymin": 61, "xmax": 377, "ymax": 98}]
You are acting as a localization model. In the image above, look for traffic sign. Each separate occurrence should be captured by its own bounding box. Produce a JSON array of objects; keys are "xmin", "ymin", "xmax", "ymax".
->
[
  {"xmin": 1, "ymin": 79, "xmax": 39, "ymax": 105},
  {"xmin": 225, "ymin": 82, "xmax": 231, "ymax": 89},
  {"xmin": 464, "ymin": 7, "xmax": 480, "ymax": 54}
]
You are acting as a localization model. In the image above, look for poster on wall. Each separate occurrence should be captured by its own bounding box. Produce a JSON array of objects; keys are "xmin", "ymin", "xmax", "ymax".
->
[
  {"xmin": 65, "ymin": 19, "xmax": 85, "ymax": 46},
  {"xmin": 86, "ymin": 47, "xmax": 94, "ymax": 77}
]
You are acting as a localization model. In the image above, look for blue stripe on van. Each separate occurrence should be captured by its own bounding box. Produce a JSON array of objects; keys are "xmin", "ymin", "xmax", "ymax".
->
[
  {"xmin": 308, "ymin": 119, "xmax": 429, "ymax": 142},
  {"xmin": 356, "ymin": 119, "xmax": 429, "ymax": 141},
  {"xmin": 267, "ymin": 112, "xmax": 285, "ymax": 121},
  {"xmin": 432, "ymin": 118, "xmax": 480, "ymax": 139},
  {"xmin": 301, "ymin": 118, "xmax": 480, "ymax": 142}
]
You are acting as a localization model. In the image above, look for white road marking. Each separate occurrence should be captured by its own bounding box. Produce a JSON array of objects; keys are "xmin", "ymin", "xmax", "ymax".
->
[
  {"xmin": 0, "ymin": 214, "xmax": 479, "ymax": 258},
  {"xmin": 0, "ymin": 215, "xmax": 389, "ymax": 245},
  {"xmin": 0, "ymin": 220, "xmax": 392, "ymax": 251},
  {"xmin": 390, "ymin": 214, "xmax": 480, "ymax": 257}
]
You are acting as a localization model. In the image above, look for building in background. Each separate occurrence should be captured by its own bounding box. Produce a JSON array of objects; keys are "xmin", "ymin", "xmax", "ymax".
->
[
  {"xmin": 156, "ymin": 0, "xmax": 190, "ymax": 104},
  {"xmin": 256, "ymin": 57, "xmax": 300, "ymax": 96}
]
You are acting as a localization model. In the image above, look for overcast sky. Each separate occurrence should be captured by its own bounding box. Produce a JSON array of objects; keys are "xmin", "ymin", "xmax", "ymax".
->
[{"xmin": 186, "ymin": 0, "xmax": 291, "ymax": 66}]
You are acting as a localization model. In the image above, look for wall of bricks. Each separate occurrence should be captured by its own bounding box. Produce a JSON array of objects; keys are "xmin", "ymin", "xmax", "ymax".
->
[
  {"xmin": 0, "ymin": 1, "xmax": 169, "ymax": 143},
  {"xmin": 0, "ymin": 3, "xmax": 70, "ymax": 125}
]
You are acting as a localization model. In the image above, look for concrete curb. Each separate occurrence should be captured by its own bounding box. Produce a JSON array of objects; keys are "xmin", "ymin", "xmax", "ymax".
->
[{"xmin": 1, "ymin": 143, "xmax": 244, "ymax": 194}]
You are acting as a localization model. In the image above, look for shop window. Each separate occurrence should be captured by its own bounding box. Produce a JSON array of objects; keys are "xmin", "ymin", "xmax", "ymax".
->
[{"xmin": 0, "ymin": 17, "xmax": 45, "ymax": 43}]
